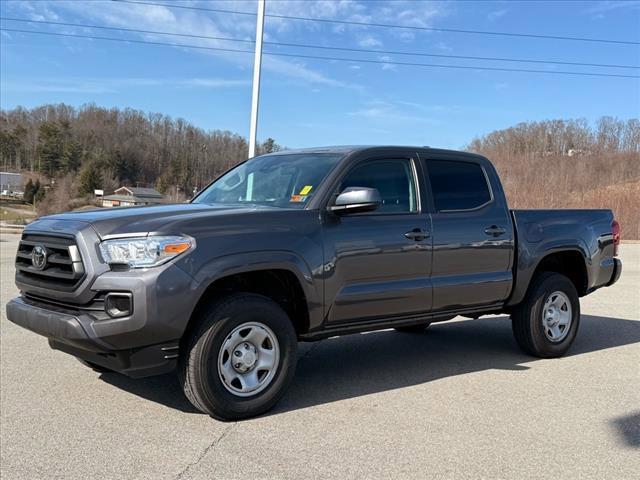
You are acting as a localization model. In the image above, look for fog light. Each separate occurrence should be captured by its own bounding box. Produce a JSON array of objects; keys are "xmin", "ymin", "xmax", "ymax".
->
[{"xmin": 105, "ymin": 293, "xmax": 133, "ymax": 318}]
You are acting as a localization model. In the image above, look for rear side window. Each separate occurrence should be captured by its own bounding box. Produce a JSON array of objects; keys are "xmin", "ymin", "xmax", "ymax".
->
[{"xmin": 427, "ymin": 160, "xmax": 491, "ymax": 211}]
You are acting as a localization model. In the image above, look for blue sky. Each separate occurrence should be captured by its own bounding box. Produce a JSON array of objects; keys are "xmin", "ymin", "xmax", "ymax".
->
[{"xmin": 1, "ymin": 0, "xmax": 639, "ymax": 149}]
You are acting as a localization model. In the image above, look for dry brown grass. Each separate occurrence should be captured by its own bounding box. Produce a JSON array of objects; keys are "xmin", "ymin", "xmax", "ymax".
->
[
  {"xmin": 567, "ymin": 179, "xmax": 640, "ymax": 240},
  {"xmin": 486, "ymin": 152, "xmax": 640, "ymax": 239}
]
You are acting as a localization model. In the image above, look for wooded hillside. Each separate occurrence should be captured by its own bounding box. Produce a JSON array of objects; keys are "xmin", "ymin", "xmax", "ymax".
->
[
  {"xmin": 1, "ymin": 104, "xmax": 638, "ymax": 237},
  {"xmin": 467, "ymin": 118, "xmax": 639, "ymax": 238},
  {"xmin": 0, "ymin": 104, "xmax": 279, "ymax": 211}
]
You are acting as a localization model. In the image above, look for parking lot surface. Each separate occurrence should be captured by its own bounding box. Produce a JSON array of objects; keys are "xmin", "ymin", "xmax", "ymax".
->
[{"xmin": 1, "ymin": 233, "xmax": 638, "ymax": 479}]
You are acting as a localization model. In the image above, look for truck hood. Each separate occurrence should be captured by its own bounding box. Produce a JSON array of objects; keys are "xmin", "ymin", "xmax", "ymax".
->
[{"xmin": 31, "ymin": 203, "xmax": 285, "ymax": 238}]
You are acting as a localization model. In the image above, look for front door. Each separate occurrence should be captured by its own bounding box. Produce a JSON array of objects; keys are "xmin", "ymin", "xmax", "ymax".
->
[{"xmin": 322, "ymin": 157, "xmax": 433, "ymax": 324}]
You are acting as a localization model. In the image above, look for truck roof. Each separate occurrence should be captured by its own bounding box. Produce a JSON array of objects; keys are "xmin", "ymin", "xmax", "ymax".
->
[{"xmin": 263, "ymin": 145, "xmax": 484, "ymax": 160}]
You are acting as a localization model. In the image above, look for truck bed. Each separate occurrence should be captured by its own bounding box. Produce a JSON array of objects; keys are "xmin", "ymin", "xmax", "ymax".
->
[{"xmin": 508, "ymin": 208, "xmax": 617, "ymax": 305}]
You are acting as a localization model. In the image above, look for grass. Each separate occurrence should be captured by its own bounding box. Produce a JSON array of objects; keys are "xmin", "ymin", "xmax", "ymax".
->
[{"xmin": 0, "ymin": 203, "xmax": 37, "ymax": 224}]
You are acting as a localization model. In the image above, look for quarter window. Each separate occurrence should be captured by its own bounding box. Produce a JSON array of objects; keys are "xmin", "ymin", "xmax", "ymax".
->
[
  {"xmin": 340, "ymin": 159, "xmax": 417, "ymax": 213},
  {"xmin": 427, "ymin": 160, "xmax": 491, "ymax": 211}
]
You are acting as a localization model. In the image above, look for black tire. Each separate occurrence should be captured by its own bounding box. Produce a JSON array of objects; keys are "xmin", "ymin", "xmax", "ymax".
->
[
  {"xmin": 395, "ymin": 323, "xmax": 431, "ymax": 333},
  {"xmin": 511, "ymin": 272, "xmax": 580, "ymax": 358},
  {"xmin": 178, "ymin": 293, "xmax": 297, "ymax": 421}
]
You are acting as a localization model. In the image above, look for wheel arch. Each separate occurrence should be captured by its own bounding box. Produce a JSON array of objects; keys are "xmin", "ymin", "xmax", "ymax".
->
[
  {"xmin": 508, "ymin": 246, "xmax": 590, "ymax": 307},
  {"xmin": 181, "ymin": 251, "xmax": 321, "ymax": 343},
  {"xmin": 531, "ymin": 250, "xmax": 589, "ymax": 296}
]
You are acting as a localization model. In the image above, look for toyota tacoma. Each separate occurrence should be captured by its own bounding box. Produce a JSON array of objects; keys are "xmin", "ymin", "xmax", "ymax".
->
[{"xmin": 6, "ymin": 146, "xmax": 622, "ymax": 420}]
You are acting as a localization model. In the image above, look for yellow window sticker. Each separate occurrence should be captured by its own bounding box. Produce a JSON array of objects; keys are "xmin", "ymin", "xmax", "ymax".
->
[{"xmin": 299, "ymin": 185, "xmax": 313, "ymax": 195}]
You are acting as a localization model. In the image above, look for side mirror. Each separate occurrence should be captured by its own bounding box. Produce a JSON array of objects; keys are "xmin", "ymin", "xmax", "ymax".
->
[{"xmin": 330, "ymin": 187, "xmax": 381, "ymax": 214}]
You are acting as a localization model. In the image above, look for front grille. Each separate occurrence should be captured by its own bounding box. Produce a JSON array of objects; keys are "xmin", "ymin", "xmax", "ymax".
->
[
  {"xmin": 16, "ymin": 233, "xmax": 85, "ymax": 292},
  {"xmin": 23, "ymin": 292, "xmax": 110, "ymax": 320}
]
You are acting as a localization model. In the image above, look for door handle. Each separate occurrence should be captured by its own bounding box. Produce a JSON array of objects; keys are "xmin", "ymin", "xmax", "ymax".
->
[
  {"xmin": 485, "ymin": 225, "xmax": 507, "ymax": 237},
  {"xmin": 405, "ymin": 228, "xmax": 429, "ymax": 241}
]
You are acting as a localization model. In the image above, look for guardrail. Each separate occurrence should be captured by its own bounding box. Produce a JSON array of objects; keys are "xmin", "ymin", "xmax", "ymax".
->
[
  {"xmin": 0, "ymin": 223, "xmax": 25, "ymax": 234},
  {"xmin": 0, "ymin": 197, "xmax": 29, "ymax": 205}
]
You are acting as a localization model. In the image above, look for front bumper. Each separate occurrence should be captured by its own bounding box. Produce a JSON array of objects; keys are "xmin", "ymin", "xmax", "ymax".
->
[
  {"xmin": 9, "ymin": 221, "xmax": 201, "ymax": 377},
  {"xmin": 6, "ymin": 296, "xmax": 179, "ymax": 378},
  {"xmin": 7, "ymin": 297, "xmax": 178, "ymax": 377}
]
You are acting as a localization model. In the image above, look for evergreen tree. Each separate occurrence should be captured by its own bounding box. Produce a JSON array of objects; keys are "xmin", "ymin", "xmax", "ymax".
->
[
  {"xmin": 36, "ymin": 122, "xmax": 63, "ymax": 177},
  {"xmin": 60, "ymin": 140, "xmax": 81, "ymax": 173},
  {"xmin": 23, "ymin": 179, "xmax": 35, "ymax": 204},
  {"xmin": 109, "ymin": 150, "xmax": 138, "ymax": 184},
  {"xmin": 78, "ymin": 162, "xmax": 103, "ymax": 196},
  {"xmin": 260, "ymin": 138, "xmax": 280, "ymax": 154},
  {"xmin": 0, "ymin": 130, "xmax": 18, "ymax": 168},
  {"xmin": 33, "ymin": 181, "xmax": 46, "ymax": 203}
]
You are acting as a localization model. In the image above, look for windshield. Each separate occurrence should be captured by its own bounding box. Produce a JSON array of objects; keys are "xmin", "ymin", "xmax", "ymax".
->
[{"xmin": 193, "ymin": 153, "xmax": 343, "ymax": 208}]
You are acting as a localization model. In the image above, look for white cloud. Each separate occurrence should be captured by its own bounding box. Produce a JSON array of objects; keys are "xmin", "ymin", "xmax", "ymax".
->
[
  {"xmin": 396, "ymin": 101, "xmax": 464, "ymax": 114},
  {"xmin": 264, "ymin": 0, "xmax": 450, "ymax": 41},
  {"xmin": 433, "ymin": 41, "xmax": 452, "ymax": 52},
  {"xmin": 357, "ymin": 35, "xmax": 382, "ymax": 48},
  {"xmin": 379, "ymin": 55, "xmax": 396, "ymax": 71},
  {"xmin": 4, "ymin": 0, "xmax": 360, "ymax": 91},
  {"xmin": 487, "ymin": 9, "xmax": 508, "ymax": 21},
  {"xmin": 1, "ymin": 0, "xmax": 453, "ymax": 92},
  {"xmin": 1, "ymin": 80, "xmax": 115, "ymax": 94},
  {"xmin": 348, "ymin": 107, "xmax": 387, "ymax": 118},
  {"xmin": 585, "ymin": 0, "xmax": 640, "ymax": 14},
  {"xmin": 12, "ymin": 0, "xmax": 61, "ymax": 22},
  {"xmin": 265, "ymin": 0, "xmax": 371, "ymax": 34},
  {"xmin": 348, "ymin": 100, "xmax": 441, "ymax": 125},
  {"xmin": 263, "ymin": 56, "xmax": 362, "ymax": 91},
  {"xmin": 186, "ymin": 78, "xmax": 251, "ymax": 88},
  {"xmin": 0, "ymin": 77, "xmax": 251, "ymax": 93}
]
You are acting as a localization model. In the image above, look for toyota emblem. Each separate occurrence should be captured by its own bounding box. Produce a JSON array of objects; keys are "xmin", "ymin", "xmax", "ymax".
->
[{"xmin": 31, "ymin": 245, "xmax": 48, "ymax": 270}]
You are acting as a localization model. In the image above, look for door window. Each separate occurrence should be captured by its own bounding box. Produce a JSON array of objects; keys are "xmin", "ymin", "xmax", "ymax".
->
[
  {"xmin": 427, "ymin": 160, "xmax": 492, "ymax": 212},
  {"xmin": 339, "ymin": 159, "xmax": 418, "ymax": 213}
]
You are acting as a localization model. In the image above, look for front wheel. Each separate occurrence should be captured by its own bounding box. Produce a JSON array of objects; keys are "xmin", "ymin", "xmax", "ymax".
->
[
  {"xmin": 178, "ymin": 293, "xmax": 297, "ymax": 420},
  {"xmin": 511, "ymin": 272, "xmax": 580, "ymax": 358}
]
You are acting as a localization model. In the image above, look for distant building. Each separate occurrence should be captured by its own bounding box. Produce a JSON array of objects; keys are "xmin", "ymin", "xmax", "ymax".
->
[
  {"xmin": 101, "ymin": 186, "xmax": 164, "ymax": 207},
  {"xmin": 0, "ymin": 172, "xmax": 24, "ymax": 195},
  {"xmin": 567, "ymin": 149, "xmax": 590, "ymax": 157}
]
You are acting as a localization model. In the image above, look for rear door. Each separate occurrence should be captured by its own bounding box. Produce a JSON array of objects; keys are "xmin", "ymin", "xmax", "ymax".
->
[{"xmin": 421, "ymin": 153, "xmax": 514, "ymax": 311}]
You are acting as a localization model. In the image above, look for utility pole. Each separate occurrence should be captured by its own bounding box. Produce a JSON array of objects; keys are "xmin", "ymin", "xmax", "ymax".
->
[{"xmin": 248, "ymin": 0, "xmax": 265, "ymax": 159}]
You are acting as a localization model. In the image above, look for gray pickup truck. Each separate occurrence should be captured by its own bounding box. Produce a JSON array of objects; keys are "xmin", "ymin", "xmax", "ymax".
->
[{"xmin": 7, "ymin": 146, "xmax": 622, "ymax": 420}]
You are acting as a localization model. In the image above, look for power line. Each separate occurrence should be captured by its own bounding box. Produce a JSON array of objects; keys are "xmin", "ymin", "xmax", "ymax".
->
[
  {"xmin": 114, "ymin": 0, "xmax": 640, "ymax": 46},
  {"xmin": 0, "ymin": 27, "xmax": 252, "ymax": 55},
  {"xmin": 268, "ymin": 52, "xmax": 640, "ymax": 79},
  {"xmin": 112, "ymin": 0, "xmax": 257, "ymax": 17},
  {"xmin": 3, "ymin": 17, "xmax": 638, "ymax": 70},
  {"xmin": 3, "ymin": 27, "xmax": 639, "ymax": 79},
  {"xmin": 264, "ymin": 40, "xmax": 640, "ymax": 70},
  {"xmin": 0, "ymin": 17, "xmax": 254, "ymax": 46}
]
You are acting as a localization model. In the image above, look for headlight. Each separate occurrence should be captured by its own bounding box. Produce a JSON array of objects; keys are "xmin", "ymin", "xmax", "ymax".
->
[{"xmin": 99, "ymin": 235, "xmax": 194, "ymax": 268}]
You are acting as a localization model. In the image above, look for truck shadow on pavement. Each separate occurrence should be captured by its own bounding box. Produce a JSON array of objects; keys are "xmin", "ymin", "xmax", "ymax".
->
[
  {"xmin": 611, "ymin": 411, "xmax": 640, "ymax": 448},
  {"xmin": 99, "ymin": 314, "xmax": 640, "ymax": 416}
]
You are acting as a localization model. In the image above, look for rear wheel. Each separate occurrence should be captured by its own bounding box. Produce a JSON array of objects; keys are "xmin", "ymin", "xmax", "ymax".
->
[
  {"xmin": 178, "ymin": 293, "xmax": 297, "ymax": 421},
  {"xmin": 395, "ymin": 323, "xmax": 431, "ymax": 333},
  {"xmin": 511, "ymin": 272, "xmax": 580, "ymax": 358}
]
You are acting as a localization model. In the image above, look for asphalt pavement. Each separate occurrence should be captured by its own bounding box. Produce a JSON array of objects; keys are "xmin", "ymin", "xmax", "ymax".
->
[{"xmin": 1, "ymin": 233, "xmax": 638, "ymax": 479}]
